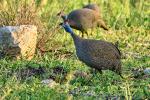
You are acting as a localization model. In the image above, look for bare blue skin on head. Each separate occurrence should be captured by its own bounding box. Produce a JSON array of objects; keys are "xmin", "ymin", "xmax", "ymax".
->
[
  {"xmin": 61, "ymin": 22, "xmax": 79, "ymax": 45},
  {"xmin": 62, "ymin": 22, "xmax": 74, "ymax": 36},
  {"xmin": 62, "ymin": 15, "xmax": 68, "ymax": 21}
]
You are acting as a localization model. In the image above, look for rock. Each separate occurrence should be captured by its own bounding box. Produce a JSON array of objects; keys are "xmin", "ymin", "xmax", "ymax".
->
[
  {"xmin": 132, "ymin": 68, "xmax": 144, "ymax": 78},
  {"xmin": 41, "ymin": 79, "xmax": 58, "ymax": 88},
  {"xmin": 0, "ymin": 25, "xmax": 37, "ymax": 60},
  {"xmin": 144, "ymin": 68, "xmax": 150, "ymax": 75},
  {"xmin": 132, "ymin": 68, "xmax": 150, "ymax": 79}
]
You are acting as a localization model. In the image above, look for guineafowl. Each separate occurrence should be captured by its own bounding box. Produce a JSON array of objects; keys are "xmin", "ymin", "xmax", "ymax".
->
[
  {"xmin": 83, "ymin": 4, "xmax": 109, "ymax": 30},
  {"xmin": 60, "ymin": 22, "xmax": 122, "ymax": 77},
  {"xmin": 57, "ymin": 4, "xmax": 108, "ymax": 37}
]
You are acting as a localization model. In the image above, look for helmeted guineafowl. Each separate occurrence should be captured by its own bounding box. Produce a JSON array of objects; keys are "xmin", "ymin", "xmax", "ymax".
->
[
  {"xmin": 58, "ymin": 4, "xmax": 109, "ymax": 37},
  {"xmin": 60, "ymin": 22, "xmax": 122, "ymax": 77},
  {"xmin": 83, "ymin": 4, "xmax": 108, "ymax": 30}
]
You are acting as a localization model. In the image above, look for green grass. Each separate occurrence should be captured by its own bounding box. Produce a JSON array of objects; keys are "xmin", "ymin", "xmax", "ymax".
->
[{"xmin": 0, "ymin": 0, "xmax": 150, "ymax": 99}]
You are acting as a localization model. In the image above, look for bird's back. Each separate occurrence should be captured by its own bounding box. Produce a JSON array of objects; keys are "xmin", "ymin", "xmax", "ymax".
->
[{"xmin": 68, "ymin": 8, "xmax": 99, "ymax": 30}]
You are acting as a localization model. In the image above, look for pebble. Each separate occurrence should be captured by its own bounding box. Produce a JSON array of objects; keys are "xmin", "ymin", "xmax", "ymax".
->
[
  {"xmin": 144, "ymin": 68, "xmax": 150, "ymax": 75},
  {"xmin": 41, "ymin": 79, "xmax": 58, "ymax": 88}
]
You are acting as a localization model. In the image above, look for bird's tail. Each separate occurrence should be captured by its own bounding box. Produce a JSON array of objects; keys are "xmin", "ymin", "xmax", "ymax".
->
[
  {"xmin": 115, "ymin": 41, "xmax": 119, "ymax": 47},
  {"xmin": 97, "ymin": 19, "xmax": 109, "ymax": 30}
]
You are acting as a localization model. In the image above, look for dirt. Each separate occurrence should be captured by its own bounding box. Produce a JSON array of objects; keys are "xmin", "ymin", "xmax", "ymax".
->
[{"xmin": 17, "ymin": 66, "xmax": 46, "ymax": 79}]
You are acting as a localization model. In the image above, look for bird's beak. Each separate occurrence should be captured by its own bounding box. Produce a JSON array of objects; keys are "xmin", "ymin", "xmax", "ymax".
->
[
  {"xmin": 56, "ymin": 11, "xmax": 61, "ymax": 16},
  {"xmin": 59, "ymin": 23, "xmax": 63, "ymax": 26},
  {"xmin": 58, "ymin": 22, "xmax": 64, "ymax": 29},
  {"xmin": 55, "ymin": 23, "xmax": 63, "ymax": 30},
  {"xmin": 56, "ymin": 10, "xmax": 64, "ymax": 17}
]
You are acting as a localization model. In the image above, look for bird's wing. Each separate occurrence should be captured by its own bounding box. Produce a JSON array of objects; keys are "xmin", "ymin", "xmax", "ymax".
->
[
  {"xmin": 81, "ymin": 40, "xmax": 121, "ymax": 60},
  {"xmin": 68, "ymin": 9, "xmax": 96, "ymax": 28}
]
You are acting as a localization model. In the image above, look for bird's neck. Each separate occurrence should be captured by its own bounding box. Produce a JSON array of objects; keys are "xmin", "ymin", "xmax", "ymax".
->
[
  {"xmin": 69, "ymin": 31, "xmax": 80, "ymax": 44},
  {"xmin": 69, "ymin": 31, "xmax": 76, "ymax": 38}
]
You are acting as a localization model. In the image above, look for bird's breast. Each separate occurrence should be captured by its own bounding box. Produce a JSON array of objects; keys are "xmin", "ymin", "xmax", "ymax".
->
[{"xmin": 75, "ymin": 47, "xmax": 91, "ymax": 63}]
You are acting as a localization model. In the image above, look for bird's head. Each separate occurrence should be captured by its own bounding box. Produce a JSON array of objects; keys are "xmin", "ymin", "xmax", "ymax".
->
[
  {"xmin": 61, "ymin": 15, "xmax": 68, "ymax": 21},
  {"xmin": 57, "ymin": 10, "xmax": 65, "ymax": 16},
  {"xmin": 83, "ymin": 4, "xmax": 100, "ymax": 13},
  {"xmin": 60, "ymin": 22, "xmax": 73, "ymax": 33},
  {"xmin": 57, "ymin": 11, "xmax": 68, "ymax": 21}
]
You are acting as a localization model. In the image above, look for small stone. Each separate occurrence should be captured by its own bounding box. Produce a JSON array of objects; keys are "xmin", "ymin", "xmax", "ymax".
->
[
  {"xmin": 74, "ymin": 70, "xmax": 89, "ymax": 78},
  {"xmin": 41, "ymin": 79, "xmax": 58, "ymax": 88},
  {"xmin": 144, "ymin": 68, "xmax": 150, "ymax": 75}
]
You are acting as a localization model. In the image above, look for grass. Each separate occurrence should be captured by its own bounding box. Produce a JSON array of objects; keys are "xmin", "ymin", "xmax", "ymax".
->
[{"xmin": 0, "ymin": 0, "xmax": 150, "ymax": 99}]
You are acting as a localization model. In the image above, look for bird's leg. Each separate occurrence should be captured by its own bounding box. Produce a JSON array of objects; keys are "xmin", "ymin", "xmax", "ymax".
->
[
  {"xmin": 114, "ymin": 68, "xmax": 124, "ymax": 79},
  {"xmin": 95, "ymin": 69, "xmax": 103, "ymax": 81},
  {"xmin": 89, "ymin": 68, "xmax": 103, "ymax": 81},
  {"xmin": 85, "ymin": 31, "xmax": 88, "ymax": 37},
  {"xmin": 81, "ymin": 32, "xmax": 84, "ymax": 37},
  {"xmin": 81, "ymin": 31, "xmax": 88, "ymax": 38},
  {"xmin": 89, "ymin": 68, "xmax": 96, "ymax": 74},
  {"xmin": 112, "ymin": 63, "xmax": 123, "ymax": 78},
  {"xmin": 118, "ymin": 72, "xmax": 124, "ymax": 79},
  {"xmin": 90, "ymin": 68, "xmax": 102, "ymax": 74},
  {"xmin": 90, "ymin": 28, "xmax": 94, "ymax": 36}
]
